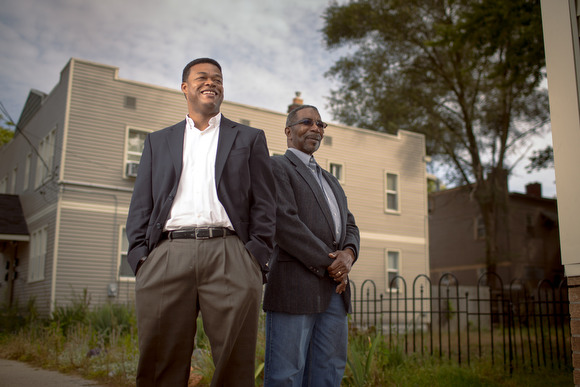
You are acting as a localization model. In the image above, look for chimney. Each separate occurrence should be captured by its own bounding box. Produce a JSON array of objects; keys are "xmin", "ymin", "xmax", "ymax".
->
[
  {"xmin": 287, "ymin": 91, "xmax": 303, "ymax": 113},
  {"xmin": 526, "ymin": 182, "xmax": 542, "ymax": 198}
]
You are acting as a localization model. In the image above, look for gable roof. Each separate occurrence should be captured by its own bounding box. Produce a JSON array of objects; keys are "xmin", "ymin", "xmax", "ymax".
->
[
  {"xmin": 16, "ymin": 89, "xmax": 47, "ymax": 130},
  {"xmin": 0, "ymin": 194, "xmax": 29, "ymax": 241}
]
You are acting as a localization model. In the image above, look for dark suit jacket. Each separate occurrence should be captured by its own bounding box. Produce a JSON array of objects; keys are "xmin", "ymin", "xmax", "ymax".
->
[
  {"xmin": 263, "ymin": 150, "xmax": 360, "ymax": 314},
  {"xmin": 125, "ymin": 116, "xmax": 276, "ymax": 276}
]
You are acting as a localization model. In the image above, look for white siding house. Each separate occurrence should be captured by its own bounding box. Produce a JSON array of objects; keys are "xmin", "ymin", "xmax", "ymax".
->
[{"xmin": 0, "ymin": 58, "xmax": 429, "ymax": 314}]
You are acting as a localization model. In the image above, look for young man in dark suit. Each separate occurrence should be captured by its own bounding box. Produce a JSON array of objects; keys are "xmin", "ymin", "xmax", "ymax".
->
[
  {"xmin": 126, "ymin": 58, "xmax": 276, "ymax": 387},
  {"xmin": 263, "ymin": 105, "xmax": 360, "ymax": 386}
]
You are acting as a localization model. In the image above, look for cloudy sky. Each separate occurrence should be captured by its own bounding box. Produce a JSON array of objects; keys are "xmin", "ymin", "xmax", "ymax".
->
[{"xmin": 0, "ymin": 0, "xmax": 556, "ymax": 197}]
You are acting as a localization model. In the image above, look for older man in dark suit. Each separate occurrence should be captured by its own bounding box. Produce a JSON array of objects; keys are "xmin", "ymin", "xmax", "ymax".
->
[
  {"xmin": 126, "ymin": 58, "xmax": 276, "ymax": 387},
  {"xmin": 263, "ymin": 105, "xmax": 360, "ymax": 386}
]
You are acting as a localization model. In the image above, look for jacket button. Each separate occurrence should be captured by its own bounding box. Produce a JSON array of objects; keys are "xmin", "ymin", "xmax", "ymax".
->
[
  {"xmin": 333, "ymin": 241, "xmax": 338, "ymax": 247},
  {"xmin": 156, "ymin": 223, "xmax": 162, "ymax": 229}
]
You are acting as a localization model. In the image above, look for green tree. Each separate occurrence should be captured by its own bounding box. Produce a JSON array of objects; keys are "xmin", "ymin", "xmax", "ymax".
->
[
  {"xmin": 0, "ymin": 114, "xmax": 15, "ymax": 146},
  {"xmin": 322, "ymin": 0, "xmax": 549, "ymax": 272},
  {"xmin": 526, "ymin": 145, "xmax": 553, "ymax": 172}
]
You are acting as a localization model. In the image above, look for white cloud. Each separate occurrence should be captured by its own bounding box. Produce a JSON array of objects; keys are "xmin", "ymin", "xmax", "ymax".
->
[
  {"xmin": 0, "ymin": 0, "xmax": 557, "ymax": 197},
  {"xmin": 1, "ymin": 0, "xmax": 339, "ymax": 117}
]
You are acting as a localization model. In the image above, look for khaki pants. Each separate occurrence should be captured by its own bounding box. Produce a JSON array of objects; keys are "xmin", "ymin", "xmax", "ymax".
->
[{"xmin": 135, "ymin": 236, "xmax": 262, "ymax": 387}]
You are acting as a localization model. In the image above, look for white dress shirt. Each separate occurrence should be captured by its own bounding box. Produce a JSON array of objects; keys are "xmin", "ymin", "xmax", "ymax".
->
[{"xmin": 165, "ymin": 113, "xmax": 234, "ymax": 231}]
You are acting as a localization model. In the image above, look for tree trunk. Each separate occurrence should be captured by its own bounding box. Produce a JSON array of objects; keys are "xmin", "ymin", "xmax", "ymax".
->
[{"xmin": 473, "ymin": 168, "xmax": 509, "ymax": 284}]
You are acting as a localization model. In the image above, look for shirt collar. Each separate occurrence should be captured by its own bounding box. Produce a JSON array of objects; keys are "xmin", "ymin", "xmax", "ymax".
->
[
  {"xmin": 185, "ymin": 112, "xmax": 222, "ymax": 133},
  {"xmin": 288, "ymin": 148, "xmax": 315, "ymax": 167}
]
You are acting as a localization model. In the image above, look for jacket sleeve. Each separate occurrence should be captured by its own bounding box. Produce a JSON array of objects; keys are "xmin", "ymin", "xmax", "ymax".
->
[
  {"xmin": 126, "ymin": 134, "xmax": 154, "ymax": 274},
  {"xmin": 244, "ymin": 130, "xmax": 277, "ymax": 273},
  {"xmin": 343, "ymin": 208, "xmax": 360, "ymax": 263}
]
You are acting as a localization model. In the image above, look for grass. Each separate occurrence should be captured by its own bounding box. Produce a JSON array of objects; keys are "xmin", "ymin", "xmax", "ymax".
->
[{"xmin": 0, "ymin": 298, "xmax": 573, "ymax": 387}]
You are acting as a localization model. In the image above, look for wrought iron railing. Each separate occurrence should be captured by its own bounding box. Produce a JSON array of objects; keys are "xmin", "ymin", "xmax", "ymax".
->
[{"xmin": 350, "ymin": 273, "xmax": 570, "ymax": 372}]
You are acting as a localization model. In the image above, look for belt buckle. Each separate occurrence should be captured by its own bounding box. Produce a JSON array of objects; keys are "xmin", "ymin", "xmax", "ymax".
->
[{"xmin": 195, "ymin": 227, "xmax": 210, "ymax": 240}]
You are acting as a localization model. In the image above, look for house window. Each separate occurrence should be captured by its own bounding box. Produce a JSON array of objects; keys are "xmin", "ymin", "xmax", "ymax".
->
[
  {"xmin": 125, "ymin": 128, "xmax": 150, "ymax": 178},
  {"xmin": 323, "ymin": 136, "xmax": 333, "ymax": 146},
  {"xmin": 329, "ymin": 162, "xmax": 344, "ymax": 183},
  {"xmin": 475, "ymin": 216, "xmax": 485, "ymax": 239},
  {"xmin": 35, "ymin": 129, "xmax": 56, "ymax": 188},
  {"xmin": 118, "ymin": 227, "xmax": 135, "ymax": 280},
  {"xmin": 386, "ymin": 250, "xmax": 400, "ymax": 291},
  {"xmin": 11, "ymin": 167, "xmax": 17, "ymax": 194},
  {"xmin": 23, "ymin": 153, "xmax": 31, "ymax": 191},
  {"xmin": 385, "ymin": 172, "xmax": 400, "ymax": 212},
  {"xmin": 239, "ymin": 119, "xmax": 250, "ymax": 126},
  {"xmin": 0, "ymin": 175, "xmax": 7, "ymax": 194},
  {"xmin": 28, "ymin": 226, "xmax": 48, "ymax": 283}
]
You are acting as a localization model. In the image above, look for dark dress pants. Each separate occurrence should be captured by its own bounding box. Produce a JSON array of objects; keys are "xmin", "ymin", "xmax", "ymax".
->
[{"xmin": 135, "ymin": 235, "xmax": 262, "ymax": 387}]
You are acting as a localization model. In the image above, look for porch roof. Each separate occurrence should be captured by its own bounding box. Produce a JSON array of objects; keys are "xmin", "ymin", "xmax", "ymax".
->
[{"xmin": 0, "ymin": 194, "xmax": 29, "ymax": 241}]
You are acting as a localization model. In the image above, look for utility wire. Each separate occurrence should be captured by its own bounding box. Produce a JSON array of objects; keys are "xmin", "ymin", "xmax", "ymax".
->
[
  {"xmin": 0, "ymin": 100, "xmax": 51, "ymax": 171},
  {"xmin": 1, "ymin": 99, "xmax": 132, "ymax": 177}
]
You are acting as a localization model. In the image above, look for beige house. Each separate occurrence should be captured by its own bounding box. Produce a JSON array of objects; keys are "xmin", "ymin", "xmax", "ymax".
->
[{"xmin": 0, "ymin": 58, "xmax": 429, "ymax": 315}]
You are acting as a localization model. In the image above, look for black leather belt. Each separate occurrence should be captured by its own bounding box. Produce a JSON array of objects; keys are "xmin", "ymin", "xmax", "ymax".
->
[{"xmin": 163, "ymin": 227, "xmax": 236, "ymax": 240}]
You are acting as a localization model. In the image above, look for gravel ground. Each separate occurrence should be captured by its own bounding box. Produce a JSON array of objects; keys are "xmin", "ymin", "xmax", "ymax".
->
[{"xmin": 0, "ymin": 358, "xmax": 107, "ymax": 386}]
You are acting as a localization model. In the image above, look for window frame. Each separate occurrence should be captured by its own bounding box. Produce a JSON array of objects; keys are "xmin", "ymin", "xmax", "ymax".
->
[
  {"xmin": 117, "ymin": 226, "xmax": 135, "ymax": 281},
  {"xmin": 385, "ymin": 249, "xmax": 402, "ymax": 292},
  {"xmin": 0, "ymin": 175, "xmax": 7, "ymax": 194},
  {"xmin": 10, "ymin": 166, "xmax": 17, "ymax": 194},
  {"xmin": 28, "ymin": 225, "xmax": 48, "ymax": 283},
  {"xmin": 34, "ymin": 128, "xmax": 56, "ymax": 188},
  {"xmin": 328, "ymin": 161, "xmax": 345, "ymax": 184},
  {"xmin": 384, "ymin": 171, "xmax": 401, "ymax": 214},
  {"xmin": 123, "ymin": 126, "xmax": 153, "ymax": 179}
]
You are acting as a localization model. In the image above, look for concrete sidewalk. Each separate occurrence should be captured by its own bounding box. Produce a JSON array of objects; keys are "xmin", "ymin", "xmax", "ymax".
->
[{"xmin": 0, "ymin": 358, "xmax": 107, "ymax": 386}]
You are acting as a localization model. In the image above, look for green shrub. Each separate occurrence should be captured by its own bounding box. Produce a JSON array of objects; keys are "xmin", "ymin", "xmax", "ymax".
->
[
  {"xmin": 0, "ymin": 298, "xmax": 39, "ymax": 335},
  {"xmin": 51, "ymin": 289, "xmax": 91, "ymax": 336},
  {"xmin": 88, "ymin": 302, "xmax": 136, "ymax": 341}
]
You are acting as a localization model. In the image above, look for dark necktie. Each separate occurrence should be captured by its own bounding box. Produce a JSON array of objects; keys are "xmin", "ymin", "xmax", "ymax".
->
[{"xmin": 308, "ymin": 156, "xmax": 341, "ymax": 238}]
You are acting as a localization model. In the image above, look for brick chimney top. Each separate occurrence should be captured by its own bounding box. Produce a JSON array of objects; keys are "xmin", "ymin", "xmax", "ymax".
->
[
  {"xmin": 287, "ymin": 91, "xmax": 303, "ymax": 113},
  {"xmin": 525, "ymin": 182, "xmax": 542, "ymax": 198}
]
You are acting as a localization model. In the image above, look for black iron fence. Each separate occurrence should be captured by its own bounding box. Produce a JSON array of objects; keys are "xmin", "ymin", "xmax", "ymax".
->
[{"xmin": 350, "ymin": 273, "xmax": 570, "ymax": 372}]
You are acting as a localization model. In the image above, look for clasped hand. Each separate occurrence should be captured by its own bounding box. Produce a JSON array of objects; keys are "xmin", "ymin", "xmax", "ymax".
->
[{"xmin": 327, "ymin": 249, "xmax": 354, "ymax": 294}]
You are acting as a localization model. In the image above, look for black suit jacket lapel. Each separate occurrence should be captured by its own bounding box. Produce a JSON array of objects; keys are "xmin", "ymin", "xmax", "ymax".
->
[
  {"xmin": 285, "ymin": 150, "xmax": 336, "ymax": 235},
  {"xmin": 215, "ymin": 116, "xmax": 239, "ymax": 187},
  {"xmin": 166, "ymin": 120, "xmax": 186, "ymax": 178}
]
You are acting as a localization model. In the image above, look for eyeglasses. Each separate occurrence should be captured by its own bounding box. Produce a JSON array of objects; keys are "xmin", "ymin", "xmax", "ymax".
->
[{"xmin": 287, "ymin": 118, "xmax": 327, "ymax": 129}]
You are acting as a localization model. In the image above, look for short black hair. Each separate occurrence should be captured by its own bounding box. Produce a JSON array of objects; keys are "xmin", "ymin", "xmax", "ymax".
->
[
  {"xmin": 286, "ymin": 105, "xmax": 319, "ymax": 127},
  {"xmin": 182, "ymin": 58, "xmax": 222, "ymax": 82}
]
